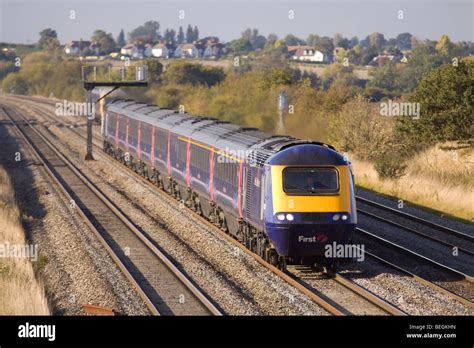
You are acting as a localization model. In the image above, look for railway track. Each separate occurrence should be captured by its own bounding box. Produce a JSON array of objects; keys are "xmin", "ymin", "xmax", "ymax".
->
[
  {"xmin": 355, "ymin": 228, "xmax": 474, "ymax": 306},
  {"xmin": 5, "ymin": 95, "xmax": 473, "ymax": 314},
  {"xmin": 2, "ymin": 98, "xmax": 406, "ymax": 316},
  {"xmin": 356, "ymin": 196, "xmax": 474, "ymax": 255},
  {"xmin": 1, "ymin": 104, "xmax": 222, "ymax": 316}
]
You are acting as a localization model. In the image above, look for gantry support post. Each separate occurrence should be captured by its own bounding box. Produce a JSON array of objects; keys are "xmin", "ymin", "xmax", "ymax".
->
[{"xmin": 85, "ymin": 87, "xmax": 94, "ymax": 160}]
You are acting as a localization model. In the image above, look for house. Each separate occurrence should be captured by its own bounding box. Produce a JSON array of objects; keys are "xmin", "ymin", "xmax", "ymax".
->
[
  {"xmin": 89, "ymin": 42, "xmax": 99, "ymax": 56},
  {"xmin": 174, "ymin": 42, "xmax": 204, "ymax": 58},
  {"xmin": 372, "ymin": 54, "xmax": 395, "ymax": 66},
  {"xmin": 202, "ymin": 41, "xmax": 226, "ymax": 59},
  {"xmin": 287, "ymin": 45, "xmax": 326, "ymax": 63},
  {"xmin": 399, "ymin": 50, "xmax": 412, "ymax": 64},
  {"xmin": 64, "ymin": 40, "xmax": 93, "ymax": 56},
  {"xmin": 152, "ymin": 42, "xmax": 175, "ymax": 58},
  {"xmin": 121, "ymin": 43, "xmax": 152, "ymax": 59},
  {"xmin": 120, "ymin": 43, "xmax": 134, "ymax": 56}
]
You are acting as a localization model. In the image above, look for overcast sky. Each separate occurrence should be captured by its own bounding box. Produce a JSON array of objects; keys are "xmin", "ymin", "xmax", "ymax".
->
[{"xmin": 0, "ymin": 0, "xmax": 472, "ymax": 44}]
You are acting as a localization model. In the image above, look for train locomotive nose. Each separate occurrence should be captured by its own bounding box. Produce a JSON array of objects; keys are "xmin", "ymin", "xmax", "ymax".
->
[{"xmin": 266, "ymin": 221, "xmax": 356, "ymax": 257}]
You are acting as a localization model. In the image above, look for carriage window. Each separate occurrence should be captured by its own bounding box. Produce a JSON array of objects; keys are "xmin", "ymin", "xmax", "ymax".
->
[
  {"xmin": 128, "ymin": 119, "xmax": 138, "ymax": 144},
  {"xmin": 283, "ymin": 167, "xmax": 339, "ymax": 195},
  {"xmin": 155, "ymin": 129, "xmax": 168, "ymax": 151},
  {"xmin": 118, "ymin": 115, "xmax": 127, "ymax": 139},
  {"xmin": 191, "ymin": 146, "xmax": 210, "ymax": 172},
  {"xmin": 215, "ymin": 157, "xmax": 238, "ymax": 186},
  {"xmin": 177, "ymin": 141, "xmax": 187, "ymax": 162}
]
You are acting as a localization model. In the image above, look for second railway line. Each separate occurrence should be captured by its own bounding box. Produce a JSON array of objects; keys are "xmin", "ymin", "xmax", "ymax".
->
[{"xmin": 1, "ymin": 104, "xmax": 222, "ymax": 316}]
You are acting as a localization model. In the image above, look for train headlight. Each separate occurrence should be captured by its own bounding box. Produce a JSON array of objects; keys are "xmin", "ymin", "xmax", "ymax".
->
[
  {"xmin": 276, "ymin": 213, "xmax": 286, "ymax": 221},
  {"xmin": 332, "ymin": 214, "xmax": 340, "ymax": 221},
  {"xmin": 286, "ymin": 214, "xmax": 294, "ymax": 221},
  {"xmin": 341, "ymin": 214, "xmax": 349, "ymax": 221}
]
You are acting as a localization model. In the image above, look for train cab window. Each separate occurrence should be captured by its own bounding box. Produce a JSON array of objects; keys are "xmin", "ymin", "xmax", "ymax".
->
[{"xmin": 283, "ymin": 167, "xmax": 339, "ymax": 195}]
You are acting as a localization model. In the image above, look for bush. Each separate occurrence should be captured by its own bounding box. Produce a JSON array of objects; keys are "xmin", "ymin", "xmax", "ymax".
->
[
  {"xmin": 374, "ymin": 153, "xmax": 408, "ymax": 179},
  {"xmin": 0, "ymin": 61, "xmax": 18, "ymax": 80},
  {"xmin": 161, "ymin": 61, "xmax": 225, "ymax": 87},
  {"xmin": 2, "ymin": 74, "xmax": 28, "ymax": 94}
]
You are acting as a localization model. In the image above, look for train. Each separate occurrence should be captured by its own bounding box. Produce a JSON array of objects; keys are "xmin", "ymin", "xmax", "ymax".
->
[{"xmin": 102, "ymin": 99, "xmax": 357, "ymax": 270}]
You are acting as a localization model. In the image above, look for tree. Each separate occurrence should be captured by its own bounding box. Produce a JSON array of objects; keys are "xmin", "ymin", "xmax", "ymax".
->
[
  {"xmin": 435, "ymin": 35, "xmax": 454, "ymax": 56},
  {"xmin": 349, "ymin": 36, "xmax": 359, "ymax": 48},
  {"xmin": 399, "ymin": 61, "xmax": 473, "ymax": 143},
  {"xmin": 2, "ymin": 74, "xmax": 29, "ymax": 94},
  {"xmin": 395, "ymin": 32, "xmax": 412, "ymax": 50},
  {"xmin": 241, "ymin": 28, "xmax": 266, "ymax": 50},
  {"xmin": 360, "ymin": 46, "xmax": 379, "ymax": 65},
  {"xmin": 186, "ymin": 25, "xmax": 194, "ymax": 43},
  {"xmin": 308, "ymin": 35, "xmax": 334, "ymax": 59},
  {"xmin": 321, "ymin": 64, "xmax": 360, "ymax": 90},
  {"xmin": 397, "ymin": 43, "xmax": 445, "ymax": 92},
  {"xmin": 161, "ymin": 61, "xmax": 225, "ymax": 86},
  {"xmin": 129, "ymin": 20, "xmax": 160, "ymax": 42},
  {"xmin": 117, "ymin": 29, "xmax": 126, "ymax": 47},
  {"xmin": 201, "ymin": 36, "xmax": 220, "ymax": 43},
  {"xmin": 258, "ymin": 67, "xmax": 295, "ymax": 90},
  {"xmin": 265, "ymin": 33, "xmax": 278, "ymax": 48},
  {"xmin": 346, "ymin": 44, "xmax": 363, "ymax": 65},
  {"xmin": 329, "ymin": 96, "xmax": 403, "ymax": 163},
  {"xmin": 163, "ymin": 29, "xmax": 176, "ymax": 44},
  {"xmin": 91, "ymin": 30, "xmax": 116, "ymax": 54},
  {"xmin": 284, "ymin": 34, "xmax": 305, "ymax": 46},
  {"xmin": 334, "ymin": 33, "xmax": 350, "ymax": 49},
  {"xmin": 146, "ymin": 60, "xmax": 163, "ymax": 83},
  {"xmin": 366, "ymin": 62, "xmax": 400, "ymax": 92},
  {"xmin": 193, "ymin": 26, "xmax": 199, "ymax": 41},
  {"xmin": 368, "ymin": 32, "xmax": 386, "ymax": 52},
  {"xmin": 177, "ymin": 26, "xmax": 185, "ymax": 44},
  {"xmin": 38, "ymin": 28, "xmax": 58, "ymax": 49},
  {"xmin": 227, "ymin": 38, "xmax": 253, "ymax": 54}
]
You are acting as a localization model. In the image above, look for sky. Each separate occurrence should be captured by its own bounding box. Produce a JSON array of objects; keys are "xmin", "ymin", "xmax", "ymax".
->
[{"xmin": 0, "ymin": 0, "xmax": 472, "ymax": 45}]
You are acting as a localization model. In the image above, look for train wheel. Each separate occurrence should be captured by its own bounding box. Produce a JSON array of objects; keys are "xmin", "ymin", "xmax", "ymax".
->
[
  {"xmin": 268, "ymin": 250, "xmax": 279, "ymax": 267},
  {"xmin": 323, "ymin": 259, "xmax": 337, "ymax": 277},
  {"xmin": 279, "ymin": 257, "xmax": 287, "ymax": 272}
]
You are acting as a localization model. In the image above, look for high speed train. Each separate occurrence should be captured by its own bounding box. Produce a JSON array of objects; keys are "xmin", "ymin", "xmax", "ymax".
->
[{"xmin": 102, "ymin": 99, "xmax": 357, "ymax": 270}]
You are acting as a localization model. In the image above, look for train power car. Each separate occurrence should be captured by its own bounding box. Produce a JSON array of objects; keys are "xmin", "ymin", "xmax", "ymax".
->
[{"xmin": 103, "ymin": 100, "xmax": 357, "ymax": 270}]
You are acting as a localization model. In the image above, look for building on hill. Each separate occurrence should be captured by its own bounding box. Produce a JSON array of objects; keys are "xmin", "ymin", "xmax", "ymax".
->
[
  {"xmin": 287, "ymin": 45, "xmax": 327, "ymax": 63},
  {"xmin": 120, "ymin": 43, "xmax": 152, "ymax": 59},
  {"xmin": 174, "ymin": 42, "xmax": 205, "ymax": 58},
  {"xmin": 64, "ymin": 40, "xmax": 95, "ymax": 56},
  {"xmin": 152, "ymin": 42, "xmax": 176, "ymax": 58},
  {"xmin": 202, "ymin": 40, "xmax": 226, "ymax": 59}
]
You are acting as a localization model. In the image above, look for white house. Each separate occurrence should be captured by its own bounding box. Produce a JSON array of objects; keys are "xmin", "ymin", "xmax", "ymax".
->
[
  {"xmin": 174, "ymin": 43, "xmax": 204, "ymax": 58},
  {"xmin": 202, "ymin": 42, "xmax": 226, "ymax": 59},
  {"xmin": 288, "ymin": 45, "xmax": 326, "ymax": 63},
  {"xmin": 152, "ymin": 43, "xmax": 175, "ymax": 58},
  {"xmin": 120, "ymin": 43, "xmax": 134, "ymax": 56},
  {"xmin": 121, "ymin": 43, "xmax": 152, "ymax": 59},
  {"xmin": 64, "ymin": 40, "xmax": 93, "ymax": 56}
]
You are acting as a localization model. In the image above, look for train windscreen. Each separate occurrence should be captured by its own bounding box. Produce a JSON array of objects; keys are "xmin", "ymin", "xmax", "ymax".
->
[{"xmin": 283, "ymin": 167, "xmax": 339, "ymax": 195}]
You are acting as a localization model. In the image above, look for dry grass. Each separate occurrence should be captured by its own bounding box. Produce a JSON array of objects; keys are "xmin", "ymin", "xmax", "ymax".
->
[
  {"xmin": 351, "ymin": 143, "xmax": 474, "ymax": 221},
  {"xmin": 0, "ymin": 167, "xmax": 50, "ymax": 315}
]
